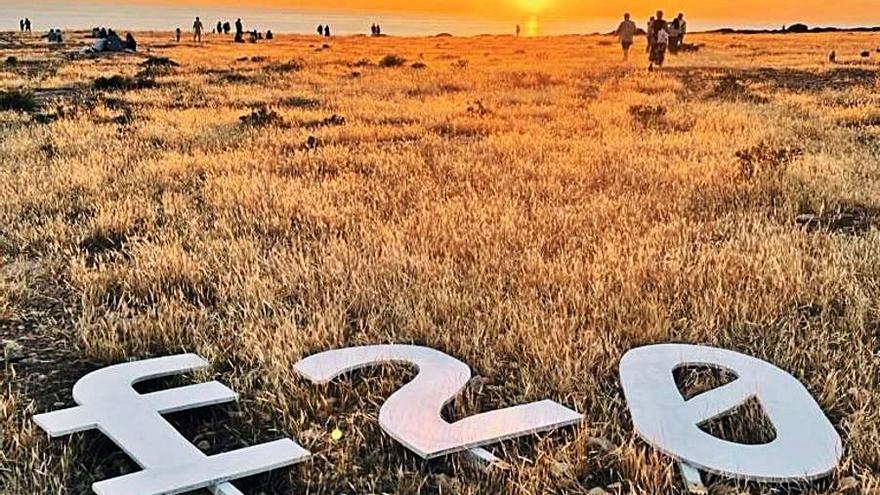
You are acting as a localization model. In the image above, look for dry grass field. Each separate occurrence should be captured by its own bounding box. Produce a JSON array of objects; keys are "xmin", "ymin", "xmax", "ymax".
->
[{"xmin": 1, "ymin": 28, "xmax": 879, "ymax": 494}]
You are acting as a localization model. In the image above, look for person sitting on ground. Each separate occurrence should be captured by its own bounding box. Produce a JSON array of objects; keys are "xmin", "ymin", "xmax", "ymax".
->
[
  {"xmin": 175, "ymin": 27, "xmax": 181, "ymax": 42},
  {"xmin": 266, "ymin": 30, "xmax": 273, "ymax": 40},
  {"xmin": 105, "ymin": 29, "xmax": 123, "ymax": 51},
  {"xmin": 125, "ymin": 32, "xmax": 137, "ymax": 51},
  {"xmin": 249, "ymin": 29, "xmax": 258, "ymax": 42},
  {"xmin": 47, "ymin": 29, "xmax": 64, "ymax": 43},
  {"xmin": 615, "ymin": 12, "xmax": 637, "ymax": 61},
  {"xmin": 193, "ymin": 16, "xmax": 203, "ymax": 42}
]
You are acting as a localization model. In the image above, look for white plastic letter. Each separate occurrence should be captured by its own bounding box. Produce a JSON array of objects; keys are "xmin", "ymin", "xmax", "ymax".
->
[
  {"xmin": 295, "ymin": 345, "xmax": 583, "ymax": 459},
  {"xmin": 34, "ymin": 354, "xmax": 310, "ymax": 495},
  {"xmin": 619, "ymin": 344, "xmax": 842, "ymax": 482}
]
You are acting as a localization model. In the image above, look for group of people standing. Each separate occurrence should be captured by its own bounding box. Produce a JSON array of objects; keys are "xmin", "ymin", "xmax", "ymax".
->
[
  {"xmin": 316, "ymin": 24, "xmax": 331, "ymax": 37},
  {"xmin": 370, "ymin": 24, "xmax": 383, "ymax": 36},
  {"xmin": 615, "ymin": 10, "xmax": 687, "ymax": 70},
  {"xmin": 182, "ymin": 17, "xmax": 270, "ymax": 43},
  {"xmin": 18, "ymin": 18, "xmax": 32, "ymax": 33}
]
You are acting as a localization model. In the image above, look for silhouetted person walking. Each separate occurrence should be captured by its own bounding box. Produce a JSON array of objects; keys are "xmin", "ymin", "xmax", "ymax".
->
[
  {"xmin": 24, "ymin": 18, "xmax": 31, "ymax": 33},
  {"xmin": 19, "ymin": 19, "xmax": 24, "ymax": 32},
  {"xmin": 323, "ymin": 25, "xmax": 330, "ymax": 37},
  {"xmin": 235, "ymin": 18, "xmax": 243, "ymax": 35},
  {"xmin": 516, "ymin": 24, "xmax": 521, "ymax": 37},
  {"xmin": 677, "ymin": 13, "xmax": 687, "ymax": 45},
  {"xmin": 193, "ymin": 16, "xmax": 203, "ymax": 42},
  {"xmin": 648, "ymin": 11, "xmax": 668, "ymax": 71},
  {"xmin": 615, "ymin": 13, "xmax": 637, "ymax": 61},
  {"xmin": 175, "ymin": 27, "xmax": 181, "ymax": 42},
  {"xmin": 668, "ymin": 14, "xmax": 684, "ymax": 52}
]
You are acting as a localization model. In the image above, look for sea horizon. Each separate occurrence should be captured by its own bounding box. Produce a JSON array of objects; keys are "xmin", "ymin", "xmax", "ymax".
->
[{"xmin": 5, "ymin": 0, "xmax": 879, "ymax": 36}]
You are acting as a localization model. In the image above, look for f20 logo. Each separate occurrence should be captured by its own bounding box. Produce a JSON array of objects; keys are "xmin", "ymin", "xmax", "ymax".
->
[{"xmin": 33, "ymin": 344, "xmax": 843, "ymax": 495}]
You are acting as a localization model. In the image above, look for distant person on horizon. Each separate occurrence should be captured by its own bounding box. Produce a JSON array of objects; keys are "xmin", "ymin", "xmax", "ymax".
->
[
  {"xmin": 20, "ymin": 19, "xmax": 24, "ymax": 32},
  {"xmin": 648, "ymin": 11, "xmax": 669, "ymax": 71},
  {"xmin": 266, "ymin": 30, "xmax": 273, "ymax": 40},
  {"xmin": 216, "ymin": 21, "xmax": 222, "ymax": 35},
  {"xmin": 175, "ymin": 27, "xmax": 181, "ymax": 42},
  {"xmin": 324, "ymin": 25, "xmax": 331, "ymax": 37},
  {"xmin": 193, "ymin": 16, "xmax": 203, "ymax": 42},
  {"xmin": 615, "ymin": 13, "xmax": 637, "ymax": 61},
  {"xmin": 516, "ymin": 24, "xmax": 521, "ymax": 37},
  {"xmin": 317, "ymin": 24, "xmax": 323, "ymax": 35},
  {"xmin": 24, "ymin": 18, "xmax": 31, "ymax": 33},
  {"xmin": 223, "ymin": 21, "xmax": 231, "ymax": 34},
  {"xmin": 235, "ymin": 18, "xmax": 243, "ymax": 35},
  {"xmin": 125, "ymin": 32, "xmax": 137, "ymax": 51},
  {"xmin": 668, "ymin": 13, "xmax": 685, "ymax": 52},
  {"xmin": 677, "ymin": 13, "xmax": 687, "ymax": 45}
]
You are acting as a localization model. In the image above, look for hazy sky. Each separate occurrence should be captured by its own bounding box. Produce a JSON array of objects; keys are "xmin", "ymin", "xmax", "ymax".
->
[
  {"xmin": 107, "ymin": 0, "xmax": 879, "ymax": 25},
  {"xmin": 8, "ymin": 0, "xmax": 880, "ymax": 32}
]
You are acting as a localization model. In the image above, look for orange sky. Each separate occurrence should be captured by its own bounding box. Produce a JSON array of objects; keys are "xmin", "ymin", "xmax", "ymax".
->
[{"xmin": 102, "ymin": 0, "xmax": 880, "ymax": 25}]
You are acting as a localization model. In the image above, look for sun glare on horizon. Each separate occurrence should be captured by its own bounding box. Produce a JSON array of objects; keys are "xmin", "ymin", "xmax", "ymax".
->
[{"xmin": 517, "ymin": 0, "xmax": 552, "ymax": 15}]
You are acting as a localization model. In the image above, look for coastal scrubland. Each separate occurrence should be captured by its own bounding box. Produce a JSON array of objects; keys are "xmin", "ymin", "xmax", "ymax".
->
[{"xmin": 1, "ymin": 30, "xmax": 879, "ymax": 494}]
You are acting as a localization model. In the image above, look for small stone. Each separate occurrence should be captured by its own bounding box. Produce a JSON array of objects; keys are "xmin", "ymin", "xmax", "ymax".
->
[
  {"xmin": 606, "ymin": 482, "xmax": 623, "ymax": 492},
  {"xmin": 587, "ymin": 436, "xmax": 615, "ymax": 452},
  {"xmin": 708, "ymin": 483, "xmax": 738, "ymax": 495},
  {"xmin": 550, "ymin": 461, "xmax": 570, "ymax": 477},
  {"xmin": 3, "ymin": 340, "xmax": 25, "ymax": 363},
  {"xmin": 795, "ymin": 214, "xmax": 819, "ymax": 227},
  {"xmin": 197, "ymin": 439, "xmax": 210, "ymax": 450},
  {"xmin": 838, "ymin": 476, "xmax": 859, "ymax": 492}
]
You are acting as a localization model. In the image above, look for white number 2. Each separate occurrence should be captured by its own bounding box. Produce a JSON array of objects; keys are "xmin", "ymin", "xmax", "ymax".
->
[{"xmin": 294, "ymin": 345, "xmax": 583, "ymax": 459}]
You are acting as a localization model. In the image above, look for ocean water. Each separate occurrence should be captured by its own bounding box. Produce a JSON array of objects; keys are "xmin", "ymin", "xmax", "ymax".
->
[{"xmin": 0, "ymin": 0, "xmax": 624, "ymax": 36}]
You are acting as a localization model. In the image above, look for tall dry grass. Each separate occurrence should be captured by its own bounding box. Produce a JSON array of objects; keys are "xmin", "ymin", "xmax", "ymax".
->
[{"xmin": 1, "ymin": 29, "xmax": 879, "ymax": 494}]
